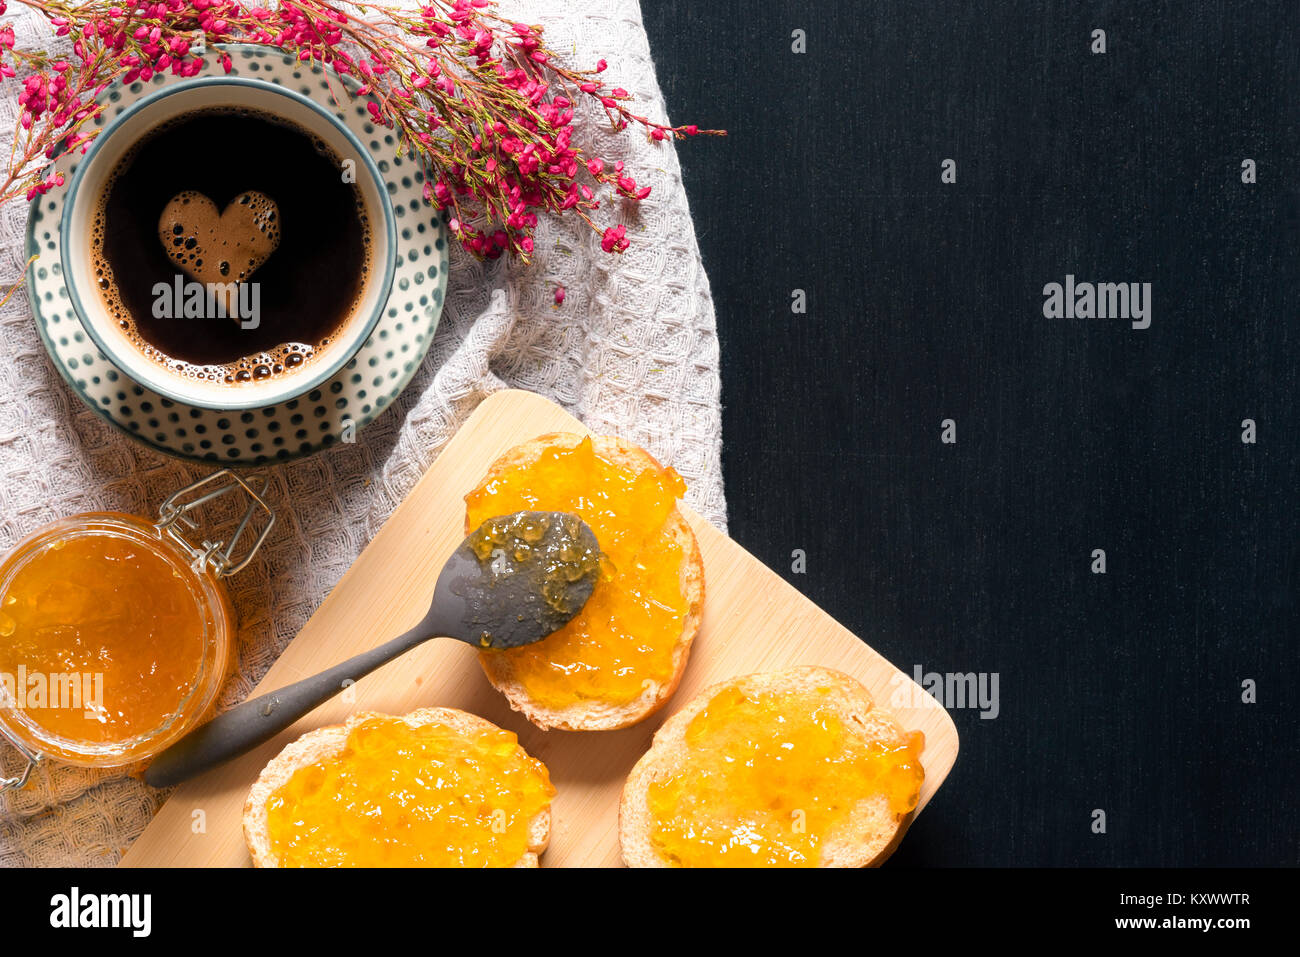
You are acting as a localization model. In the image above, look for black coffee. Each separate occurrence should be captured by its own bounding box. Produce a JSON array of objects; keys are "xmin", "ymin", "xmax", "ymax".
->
[{"xmin": 90, "ymin": 107, "xmax": 373, "ymax": 384}]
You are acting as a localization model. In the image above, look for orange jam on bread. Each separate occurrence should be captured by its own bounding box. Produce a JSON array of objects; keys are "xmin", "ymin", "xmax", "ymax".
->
[
  {"xmin": 264, "ymin": 715, "xmax": 555, "ymax": 867},
  {"xmin": 646, "ymin": 685, "xmax": 925, "ymax": 867},
  {"xmin": 465, "ymin": 437, "xmax": 689, "ymax": 708},
  {"xmin": 0, "ymin": 528, "xmax": 211, "ymax": 746}
]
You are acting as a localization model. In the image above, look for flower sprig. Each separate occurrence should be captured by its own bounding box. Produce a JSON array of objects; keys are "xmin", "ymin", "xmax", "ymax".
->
[{"xmin": 0, "ymin": 0, "xmax": 723, "ymax": 261}]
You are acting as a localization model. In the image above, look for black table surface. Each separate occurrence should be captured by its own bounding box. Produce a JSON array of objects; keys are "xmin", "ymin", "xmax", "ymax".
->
[{"xmin": 642, "ymin": 0, "xmax": 1298, "ymax": 866}]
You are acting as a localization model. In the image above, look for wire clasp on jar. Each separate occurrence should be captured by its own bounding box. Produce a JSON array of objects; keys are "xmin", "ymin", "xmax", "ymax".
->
[
  {"xmin": 155, "ymin": 469, "xmax": 275, "ymax": 579},
  {"xmin": 0, "ymin": 721, "xmax": 39, "ymax": 791}
]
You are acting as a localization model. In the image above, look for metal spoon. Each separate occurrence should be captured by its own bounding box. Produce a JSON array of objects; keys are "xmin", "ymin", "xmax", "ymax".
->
[{"xmin": 143, "ymin": 510, "xmax": 601, "ymax": 788}]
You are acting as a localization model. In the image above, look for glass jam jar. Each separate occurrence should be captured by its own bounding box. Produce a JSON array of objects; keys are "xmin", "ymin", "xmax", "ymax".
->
[{"xmin": 0, "ymin": 471, "xmax": 272, "ymax": 789}]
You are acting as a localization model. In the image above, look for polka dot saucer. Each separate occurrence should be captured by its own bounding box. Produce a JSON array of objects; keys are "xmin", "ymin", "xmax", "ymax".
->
[{"xmin": 25, "ymin": 44, "xmax": 448, "ymax": 466}]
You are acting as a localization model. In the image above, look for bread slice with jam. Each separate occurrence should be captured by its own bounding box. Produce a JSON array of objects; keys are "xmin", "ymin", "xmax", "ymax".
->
[
  {"xmin": 465, "ymin": 432, "xmax": 705, "ymax": 731},
  {"xmin": 619, "ymin": 666, "xmax": 925, "ymax": 868},
  {"xmin": 243, "ymin": 707, "xmax": 553, "ymax": 867}
]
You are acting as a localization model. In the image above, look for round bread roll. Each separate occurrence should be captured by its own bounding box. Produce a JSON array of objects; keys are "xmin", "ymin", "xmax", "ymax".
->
[
  {"xmin": 467, "ymin": 433, "xmax": 704, "ymax": 731},
  {"xmin": 243, "ymin": 707, "xmax": 552, "ymax": 868},
  {"xmin": 620, "ymin": 666, "xmax": 924, "ymax": 868}
]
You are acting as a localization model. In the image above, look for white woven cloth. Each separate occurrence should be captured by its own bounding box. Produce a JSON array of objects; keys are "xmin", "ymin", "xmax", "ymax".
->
[{"xmin": 0, "ymin": 0, "xmax": 724, "ymax": 866}]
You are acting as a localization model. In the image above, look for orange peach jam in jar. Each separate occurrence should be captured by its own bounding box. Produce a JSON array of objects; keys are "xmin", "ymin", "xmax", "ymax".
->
[
  {"xmin": 264, "ymin": 714, "xmax": 556, "ymax": 867},
  {"xmin": 0, "ymin": 473, "xmax": 266, "ymax": 786},
  {"xmin": 464, "ymin": 437, "xmax": 688, "ymax": 709},
  {"xmin": 0, "ymin": 514, "xmax": 234, "ymax": 772},
  {"xmin": 647, "ymin": 684, "xmax": 925, "ymax": 867}
]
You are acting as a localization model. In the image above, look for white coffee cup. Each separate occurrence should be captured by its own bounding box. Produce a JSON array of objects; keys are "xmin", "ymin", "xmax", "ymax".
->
[{"xmin": 60, "ymin": 76, "xmax": 397, "ymax": 411}]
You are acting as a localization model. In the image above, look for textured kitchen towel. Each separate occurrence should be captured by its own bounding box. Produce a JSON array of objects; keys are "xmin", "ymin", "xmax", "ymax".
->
[{"xmin": 0, "ymin": 0, "xmax": 724, "ymax": 865}]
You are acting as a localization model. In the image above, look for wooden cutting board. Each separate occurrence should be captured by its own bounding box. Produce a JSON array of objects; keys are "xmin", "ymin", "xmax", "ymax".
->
[{"xmin": 121, "ymin": 389, "xmax": 959, "ymax": 867}]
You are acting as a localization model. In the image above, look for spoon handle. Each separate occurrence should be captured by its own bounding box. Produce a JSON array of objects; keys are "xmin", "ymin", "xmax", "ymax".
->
[{"xmin": 143, "ymin": 622, "xmax": 434, "ymax": 789}]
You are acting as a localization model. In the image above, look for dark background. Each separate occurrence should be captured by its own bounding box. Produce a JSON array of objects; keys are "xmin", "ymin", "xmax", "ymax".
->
[{"xmin": 642, "ymin": 0, "xmax": 1299, "ymax": 866}]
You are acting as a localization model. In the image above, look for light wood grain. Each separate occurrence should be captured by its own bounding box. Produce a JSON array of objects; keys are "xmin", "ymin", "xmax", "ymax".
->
[{"xmin": 121, "ymin": 389, "xmax": 959, "ymax": 867}]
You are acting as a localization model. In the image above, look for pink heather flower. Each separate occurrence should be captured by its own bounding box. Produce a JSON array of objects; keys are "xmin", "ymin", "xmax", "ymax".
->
[
  {"xmin": 24, "ymin": 171, "xmax": 63, "ymax": 201},
  {"xmin": 586, "ymin": 158, "xmax": 602, "ymax": 176},
  {"xmin": 554, "ymin": 285, "xmax": 566, "ymax": 306},
  {"xmin": 596, "ymin": 59, "xmax": 607, "ymax": 72},
  {"xmin": 600, "ymin": 224, "xmax": 628, "ymax": 253}
]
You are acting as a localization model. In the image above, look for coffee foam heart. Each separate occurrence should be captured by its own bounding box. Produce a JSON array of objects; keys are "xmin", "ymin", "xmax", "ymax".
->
[
  {"xmin": 85, "ymin": 106, "xmax": 375, "ymax": 387},
  {"xmin": 160, "ymin": 189, "xmax": 282, "ymax": 284}
]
